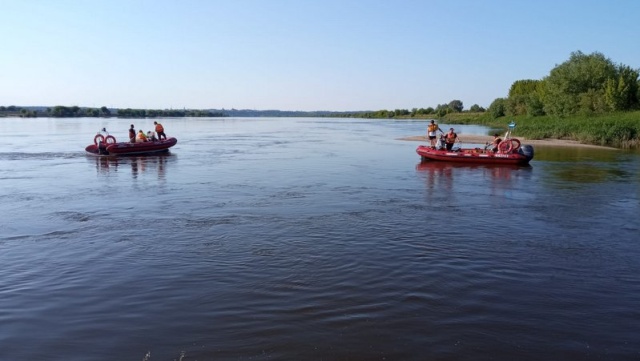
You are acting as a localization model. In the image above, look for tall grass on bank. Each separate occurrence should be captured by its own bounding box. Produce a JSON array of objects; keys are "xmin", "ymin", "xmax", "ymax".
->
[{"xmin": 441, "ymin": 111, "xmax": 640, "ymax": 149}]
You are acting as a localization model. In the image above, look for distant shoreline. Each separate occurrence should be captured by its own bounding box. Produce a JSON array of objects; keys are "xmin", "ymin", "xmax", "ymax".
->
[{"xmin": 397, "ymin": 134, "xmax": 617, "ymax": 150}]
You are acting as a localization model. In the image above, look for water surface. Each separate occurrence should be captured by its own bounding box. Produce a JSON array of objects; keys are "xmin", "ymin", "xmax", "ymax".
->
[{"xmin": 1, "ymin": 117, "xmax": 639, "ymax": 360}]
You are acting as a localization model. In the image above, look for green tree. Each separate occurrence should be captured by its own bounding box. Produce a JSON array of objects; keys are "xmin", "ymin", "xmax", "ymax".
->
[
  {"xmin": 86, "ymin": 108, "xmax": 100, "ymax": 117},
  {"xmin": 435, "ymin": 104, "xmax": 449, "ymax": 117},
  {"xmin": 488, "ymin": 98, "xmax": 506, "ymax": 118},
  {"xmin": 448, "ymin": 100, "xmax": 463, "ymax": 112},
  {"xmin": 51, "ymin": 106, "xmax": 71, "ymax": 117},
  {"xmin": 543, "ymin": 51, "xmax": 617, "ymax": 116},
  {"xmin": 604, "ymin": 65, "xmax": 640, "ymax": 111},
  {"xmin": 506, "ymin": 95, "xmax": 527, "ymax": 116},
  {"xmin": 509, "ymin": 79, "xmax": 540, "ymax": 97},
  {"xmin": 469, "ymin": 104, "xmax": 485, "ymax": 112},
  {"xmin": 507, "ymin": 79, "xmax": 545, "ymax": 116},
  {"xmin": 578, "ymin": 88, "xmax": 607, "ymax": 115},
  {"xmin": 526, "ymin": 94, "xmax": 545, "ymax": 116},
  {"xmin": 394, "ymin": 109, "xmax": 410, "ymax": 116}
]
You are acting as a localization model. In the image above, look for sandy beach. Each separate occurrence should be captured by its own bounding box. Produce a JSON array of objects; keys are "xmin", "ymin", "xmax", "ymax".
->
[{"xmin": 397, "ymin": 134, "xmax": 616, "ymax": 150}]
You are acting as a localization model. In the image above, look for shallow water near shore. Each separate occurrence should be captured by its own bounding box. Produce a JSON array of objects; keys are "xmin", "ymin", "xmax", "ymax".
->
[{"xmin": 1, "ymin": 117, "xmax": 639, "ymax": 360}]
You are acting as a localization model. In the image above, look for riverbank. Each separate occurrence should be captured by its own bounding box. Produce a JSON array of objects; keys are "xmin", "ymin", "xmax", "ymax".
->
[
  {"xmin": 434, "ymin": 111, "xmax": 640, "ymax": 149},
  {"xmin": 398, "ymin": 134, "xmax": 618, "ymax": 150}
]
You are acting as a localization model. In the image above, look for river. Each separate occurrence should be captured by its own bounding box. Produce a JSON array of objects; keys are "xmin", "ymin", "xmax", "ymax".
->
[{"xmin": 1, "ymin": 117, "xmax": 639, "ymax": 360}]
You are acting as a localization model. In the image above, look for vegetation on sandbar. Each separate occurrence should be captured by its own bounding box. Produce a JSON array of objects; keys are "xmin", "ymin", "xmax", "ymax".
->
[{"xmin": 442, "ymin": 111, "xmax": 640, "ymax": 149}]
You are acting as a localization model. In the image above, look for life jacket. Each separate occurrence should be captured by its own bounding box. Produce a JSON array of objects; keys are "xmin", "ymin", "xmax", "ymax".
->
[
  {"xmin": 428, "ymin": 124, "xmax": 438, "ymax": 132},
  {"xmin": 445, "ymin": 132, "xmax": 457, "ymax": 143},
  {"xmin": 137, "ymin": 132, "xmax": 147, "ymax": 141},
  {"xmin": 155, "ymin": 123, "xmax": 164, "ymax": 132}
]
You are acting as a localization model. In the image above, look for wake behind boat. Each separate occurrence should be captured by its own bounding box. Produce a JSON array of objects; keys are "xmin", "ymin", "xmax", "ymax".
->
[
  {"xmin": 86, "ymin": 132, "xmax": 177, "ymax": 156},
  {"xmin": 416, "ymin": 122, "xmax": 534, "ymax": 165}
]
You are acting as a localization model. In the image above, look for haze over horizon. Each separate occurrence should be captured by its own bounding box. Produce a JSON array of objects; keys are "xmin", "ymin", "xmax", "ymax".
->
[{"xmin": 2, "ymin": 0, "xmax": 639, "ymax": 112}]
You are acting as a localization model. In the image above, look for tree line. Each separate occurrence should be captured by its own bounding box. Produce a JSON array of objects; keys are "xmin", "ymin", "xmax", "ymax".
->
[
  {"xmin": 115, "ymin": 108, "xmax": 225, "ymax": 118},
  {"xmin": 0, "ymin": 105, "xmax": 39, "ymax": 117},
  {"xmin": 336, "ymin": 51, "xmax": 639, "ymax": 119},
  {"xmin": 488, "ymin": 51, "xmax": 639, "ymax": 118},
  {"xmin": 335, "ymin": 101, "xmax": 485, "ymax": 119},
  {"xmin": 3, "ymin": 51, "xmax": 638, "ymax": 120},
  {"xmin": 0, "ymin": 106, "xmax": 226, "ymax": 118}
]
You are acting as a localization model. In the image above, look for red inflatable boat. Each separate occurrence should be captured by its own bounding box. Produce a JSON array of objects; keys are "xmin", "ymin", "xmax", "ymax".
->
[
  {"xmin": 86, "ymin": 133, "xmax": 177, "ymax": 156},
  {"xmin": 417, "ymin": 122, "xmax": 534, "ymax": 166},
  {"xmin": 416, "ymin": 140, "xmax": 534, "ymax": 165}
]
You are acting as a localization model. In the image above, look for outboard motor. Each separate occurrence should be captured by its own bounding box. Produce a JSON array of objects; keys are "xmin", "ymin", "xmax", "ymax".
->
[{"xmin": 518, "ymin": 144, "xmax": 534, "ymax": 160}]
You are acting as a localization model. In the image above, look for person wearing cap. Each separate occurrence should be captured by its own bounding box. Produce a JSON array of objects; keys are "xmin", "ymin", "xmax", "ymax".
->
[
  {"xmin": 445, "ymin": 128, "xmax": 458, "ymax": 151},
  {"xmin": 427, "ymin": 119, "xmax": 443, "ymax": 148}
]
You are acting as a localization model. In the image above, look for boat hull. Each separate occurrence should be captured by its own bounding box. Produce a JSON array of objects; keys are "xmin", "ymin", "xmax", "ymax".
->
[
  {"xmin": 416, "ymin": 145, "xmax": 533, "ymax": 165},
  {"xmin": 86, "ymin": 137, "xmax": 177, "ymax": 156}
]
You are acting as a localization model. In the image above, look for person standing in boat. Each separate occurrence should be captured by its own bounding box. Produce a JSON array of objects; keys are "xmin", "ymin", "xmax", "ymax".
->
[
  {"xmin": 445, "ymin": 128, "xmax": 458, "ymax": 151},
  {"xmin": 129, "ymin": 124, "xmax": 136, "ymax": 143},
  {"xmin": 427, "ymin": 120, "xmax": 443, "ymax": 149},
  {"xmin": 154, "ymin": 121, "xmax": 167, "ymax": 140}
]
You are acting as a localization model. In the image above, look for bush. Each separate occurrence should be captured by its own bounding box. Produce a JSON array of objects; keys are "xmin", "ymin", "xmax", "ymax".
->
[{"xmin": 488, "ymin": 98, "xmax": 506, "ymax": 118}]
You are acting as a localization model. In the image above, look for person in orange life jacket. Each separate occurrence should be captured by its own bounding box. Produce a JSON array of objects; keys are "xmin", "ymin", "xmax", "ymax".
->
[
  {"xmin": 427, "ymin": 120, "xmax": 443, "ymax": 148},
  {"xmin": 137, "ymin": 130, "xmax": 148, "ymax": 142},
  {"xmin": 154, "ymin": 121, "xmax": 166, "ymax": 140},
  {"xmin": 445, "ymin": 128, "xmax": 458, "ymax": 151},
  {"xmin": 490, "ymin": 133, "xmax": 502, "ymax": 152},
  {"xmin": 129, "ymin": 124, "xmax": 136, "ymax": 143}
]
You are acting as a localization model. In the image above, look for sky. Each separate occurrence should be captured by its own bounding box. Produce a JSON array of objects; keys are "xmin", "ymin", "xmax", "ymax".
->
[{"xmin": 2, "ymin": 0, "xmax": 639, "ymax": 112}]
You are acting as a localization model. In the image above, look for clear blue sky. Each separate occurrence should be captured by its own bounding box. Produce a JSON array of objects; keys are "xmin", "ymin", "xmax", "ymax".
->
[{"xmin": 2, "ymin": 0, "xmax": 639, "ymax": 111}]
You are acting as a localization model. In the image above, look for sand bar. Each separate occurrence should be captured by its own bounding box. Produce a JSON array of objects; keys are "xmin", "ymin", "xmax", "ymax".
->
[{"xmin": 397, "ymin": 135, "xmax": 616, "ymax": 150}]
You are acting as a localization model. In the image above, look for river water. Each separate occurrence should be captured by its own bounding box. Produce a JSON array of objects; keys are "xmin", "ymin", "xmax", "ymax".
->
[{"xmin": 1, "ymin": 117, "xmax": 639, "ymax": 360}]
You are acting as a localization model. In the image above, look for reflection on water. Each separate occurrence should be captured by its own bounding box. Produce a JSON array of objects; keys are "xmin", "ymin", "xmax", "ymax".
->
[
  {"xmin": 535, "ymin": 146, "xmax": 638, "ymax": 185},
  {"xmin": 414, "ymin": 160, "xmax": 536, "ymax": 208},
  {"xmin": 534, "ymin": 145, "xmax": 619, "ymax": 162},
  {"xmin": 92, "ymin": 153, "xmax": 173, "ymax": 179},
  {"xmin": 416, "ymin": 161, "xmax": 531, "ymax": 189},
  {"xmin": 416, "ymin": 161, "xmax": 455, "ymax": 193},
  {"xmin": 550, "ymin": 163, "xmax": 632, "ymax": 184},
  {"xmin": 415, "ymin": 160, "xmax": 529, "ymax": 178}
]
